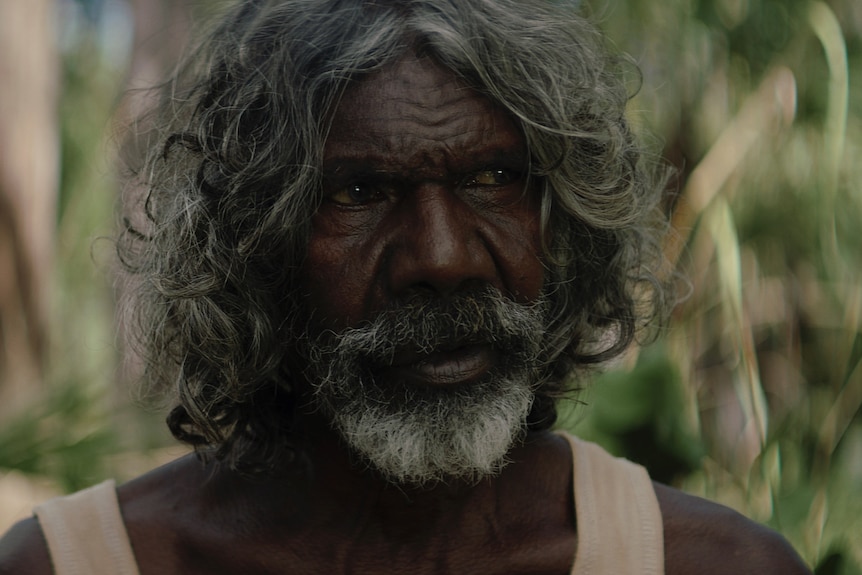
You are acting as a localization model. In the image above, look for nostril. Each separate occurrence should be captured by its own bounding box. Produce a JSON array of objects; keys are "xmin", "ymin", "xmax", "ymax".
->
[{"xmin": 398, "ymin": 278, "xmax": 494, "ymax": 302}]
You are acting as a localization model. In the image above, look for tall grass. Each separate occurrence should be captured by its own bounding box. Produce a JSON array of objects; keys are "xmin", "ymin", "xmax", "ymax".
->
[{"xmin": 566, "ymin": 1, "xmax": 862, "ymax": 570}]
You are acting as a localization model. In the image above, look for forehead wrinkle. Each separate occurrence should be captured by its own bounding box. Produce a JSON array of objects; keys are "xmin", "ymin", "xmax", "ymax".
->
[
  {"xmin": 342, "ymin": 55, "xmax": 488, "ymax": 133},
  {"xmin": 357, "ymin": 87, "xmax": 494, "ymax": 139},
  {"xmin": 323, "ymin": 54, "xmax": 525, "ymax": 179},
  {"xmin": 326, "ymin": 107, "xmax": 505, "ymax": 170},
  {"xmin": 387, "ymin": 83, "xmax": 481, "ymax": 127},
  {"xmin": 327, "ymin": 125, "xmax": 505, "ymax": 180}
]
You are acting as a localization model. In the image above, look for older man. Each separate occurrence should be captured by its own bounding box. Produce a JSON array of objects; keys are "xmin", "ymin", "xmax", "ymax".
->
[{"xmin": 0, "ymin": 0, "xmax": 810, "ymax": 573}]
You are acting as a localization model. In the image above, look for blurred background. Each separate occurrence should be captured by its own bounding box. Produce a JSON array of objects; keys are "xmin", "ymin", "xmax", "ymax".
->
[{"xmin": 0, "ymin": 0, "xmax": 859, "ymax": 571}]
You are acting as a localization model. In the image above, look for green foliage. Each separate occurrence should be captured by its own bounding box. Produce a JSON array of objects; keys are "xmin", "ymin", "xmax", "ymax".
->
[
  {"xmin": 573, "ymin": 0, "xmax": 862, "ymax": 570},
  {"xmin": 0, "ymin": 383, "xmax": 116, "ymax": 493},
  {"xmin": 562, "ymin": 347, "xmax": 705, "ymax": 484}
]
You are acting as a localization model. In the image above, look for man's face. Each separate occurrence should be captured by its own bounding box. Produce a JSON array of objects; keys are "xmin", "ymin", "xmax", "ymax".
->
[
  {"xmin": 303, "ymin": 53, "xmax": 544, "ymax": 354},
  {"xmin": 298, "ymin": 54, "xmax": 546, "ymax": 485}
]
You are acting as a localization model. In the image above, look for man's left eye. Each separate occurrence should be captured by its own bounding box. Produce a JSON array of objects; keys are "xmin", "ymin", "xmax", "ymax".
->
[{"xmin": 463, "ymin": 169, "xmax": 519, "ymax": 187}]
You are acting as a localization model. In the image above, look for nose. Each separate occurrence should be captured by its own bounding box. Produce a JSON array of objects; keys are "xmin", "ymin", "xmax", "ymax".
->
[{"xmin": 387, "ymin": 184, "xmax": 497, "ymax": 297}]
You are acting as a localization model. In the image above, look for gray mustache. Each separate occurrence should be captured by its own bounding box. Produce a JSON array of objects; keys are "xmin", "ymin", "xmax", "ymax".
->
[{"xmin": 311, "ymin": 288, "xmax": 549, "ymax": 366}]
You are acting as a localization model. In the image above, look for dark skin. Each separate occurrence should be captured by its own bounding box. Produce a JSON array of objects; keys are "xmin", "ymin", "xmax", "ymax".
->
[
  {"xmin": 299, "ymin": 54, "xmax": 545, "ymax": 388},
  {"xmin": 0, "ymin": 54, "xmax": 811, "ymax": 574}
]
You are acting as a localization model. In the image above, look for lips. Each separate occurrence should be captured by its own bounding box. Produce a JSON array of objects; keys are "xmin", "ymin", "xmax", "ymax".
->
[{"xmin": 379, "ymin": 342, "xmax": 497, "ymax": 388}]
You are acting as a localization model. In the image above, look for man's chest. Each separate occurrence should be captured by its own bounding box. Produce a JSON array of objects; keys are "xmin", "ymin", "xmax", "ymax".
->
[{"xmin": 141, "ymin": 527, "xmax": 578, "ymax": 575}]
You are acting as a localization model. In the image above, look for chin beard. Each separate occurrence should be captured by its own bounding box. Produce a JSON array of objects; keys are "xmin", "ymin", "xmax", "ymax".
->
[{"xmin": 300, "ymin": 288, "xmax": 548, "ymax": 487}]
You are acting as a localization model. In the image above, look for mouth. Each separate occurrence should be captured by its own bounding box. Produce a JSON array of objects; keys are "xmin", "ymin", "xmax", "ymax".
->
[{"xmin": 378, "ymin": 342, "xmax": 497, "ymax": 388}]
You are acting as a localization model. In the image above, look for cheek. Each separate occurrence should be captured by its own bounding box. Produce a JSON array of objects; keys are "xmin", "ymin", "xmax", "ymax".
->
[
  {"xmin": 510, "ymin": 231, "xmax": 545, "ymax": 302},
  {"xmin": 299, "ymin": 225, "xmax": 377, "ymax": 334},
  {"xmin": 487, "ymin": 204, "xmax": 545, "ymax": 303}
]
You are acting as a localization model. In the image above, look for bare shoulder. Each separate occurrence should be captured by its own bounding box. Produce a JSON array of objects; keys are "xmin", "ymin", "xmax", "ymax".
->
[
  {"xmin": 653, "ymin": 482, "xmax": 812, "ymax": 575},
  {"xmin": 0, "ymin": 454, "xmax": 204, "ymax": 575},
  {"xmin": 0, "ymin": 515, "xmax": 54, "ymax": 575}
]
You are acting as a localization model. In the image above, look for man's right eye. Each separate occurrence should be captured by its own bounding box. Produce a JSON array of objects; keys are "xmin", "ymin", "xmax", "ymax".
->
[{"xmin": 328, "ymin": 183, "xmax": 382, "ymax": 206}]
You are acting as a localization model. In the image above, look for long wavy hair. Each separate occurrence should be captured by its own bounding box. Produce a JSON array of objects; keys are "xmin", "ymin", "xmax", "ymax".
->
[{"xmin": 118, "ymin": 0, "xmax": 674, "ymax": 474}]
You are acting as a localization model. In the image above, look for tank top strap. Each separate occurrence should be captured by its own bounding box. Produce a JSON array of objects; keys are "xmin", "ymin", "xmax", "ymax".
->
[
  {"xmin": 557, "ymin": 431, "xmax": 665, "ymax": 575},
  {"xmin": 34, "ymin": 479, "xmax": 140, "ymax": 575}
]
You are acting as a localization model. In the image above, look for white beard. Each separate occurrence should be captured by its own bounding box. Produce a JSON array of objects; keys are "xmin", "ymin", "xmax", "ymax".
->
[
  {"xmin": 302, "ymin": 289, "xmax": 547, "ymax": 486},
  {"xmin": 318, "ymin": 372, "xmax": 535, "ymax": 486}
]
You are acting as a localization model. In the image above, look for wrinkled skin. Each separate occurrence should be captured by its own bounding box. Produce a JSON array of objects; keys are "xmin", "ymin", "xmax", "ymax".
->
[
  {"xmin": 299, "ymin": 54, "xmax": 544, "ymax": 389},
  {"xmin": 0, "ymin": 54, "xmax": 812, "ymax": 575}
]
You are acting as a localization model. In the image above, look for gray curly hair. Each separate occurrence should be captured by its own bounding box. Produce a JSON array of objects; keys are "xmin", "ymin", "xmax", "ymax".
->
[{"xmin": 118, "ymin": 0, "xmax": 673, "ymax": 473}]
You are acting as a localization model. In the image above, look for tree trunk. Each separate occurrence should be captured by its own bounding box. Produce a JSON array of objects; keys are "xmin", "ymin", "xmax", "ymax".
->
[{"xmin": 0, "ymin": 1, "xmax": 59, "ymax": 415}]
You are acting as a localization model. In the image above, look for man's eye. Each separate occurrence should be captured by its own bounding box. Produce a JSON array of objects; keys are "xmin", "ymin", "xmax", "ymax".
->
[
  {"xmin": 329, "ymin": 183, "xmax": 381, "ymax": 206},
  {"xmin": 463, "ymin": 169, "xmax": 519, "ymax": 187}
]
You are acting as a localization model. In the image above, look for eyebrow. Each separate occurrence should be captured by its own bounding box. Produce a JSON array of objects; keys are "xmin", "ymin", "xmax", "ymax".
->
[{"xmin": 321, "ymin": 145, "xmax": 529, "ymax": 179}]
